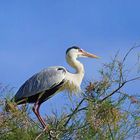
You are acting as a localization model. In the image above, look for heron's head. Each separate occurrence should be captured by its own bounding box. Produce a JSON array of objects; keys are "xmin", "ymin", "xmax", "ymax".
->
[{"xmin": 66, "ymin": 46, "xmax": 99, "ymax": 59}]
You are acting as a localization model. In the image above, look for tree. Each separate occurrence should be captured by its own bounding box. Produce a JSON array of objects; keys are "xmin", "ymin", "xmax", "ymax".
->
[{"xmin": 0, "ymin": 46, "xmax": 140, "ymax": 140}]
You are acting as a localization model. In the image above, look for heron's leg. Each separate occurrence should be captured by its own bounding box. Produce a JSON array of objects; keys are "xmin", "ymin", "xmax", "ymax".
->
[{"xmin": 32, "ymin": 102, "xmax": 47, "ymax": 129}]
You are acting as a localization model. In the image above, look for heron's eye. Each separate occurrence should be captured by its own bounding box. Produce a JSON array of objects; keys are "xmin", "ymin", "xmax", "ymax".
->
[{"xmin": 78, "ymin": 49, "xmax": 83, "ymax": 52}]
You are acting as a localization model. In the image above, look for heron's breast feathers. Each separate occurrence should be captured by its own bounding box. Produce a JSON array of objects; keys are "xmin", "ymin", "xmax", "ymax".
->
[{"xmin": 62, "ymin": 80, "xmax": 81, "ymax": 94}]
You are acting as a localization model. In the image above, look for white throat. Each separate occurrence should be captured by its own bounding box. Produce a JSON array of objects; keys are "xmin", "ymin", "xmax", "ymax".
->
[{"xmin": 65, "ymin": 55, "xmax": 85, "ymax": 93}]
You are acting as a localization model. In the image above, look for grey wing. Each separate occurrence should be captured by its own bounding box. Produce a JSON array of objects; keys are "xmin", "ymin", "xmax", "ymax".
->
[{"xmin": 15, "ymin": 66, "xmax": 66, "ymax": 101}]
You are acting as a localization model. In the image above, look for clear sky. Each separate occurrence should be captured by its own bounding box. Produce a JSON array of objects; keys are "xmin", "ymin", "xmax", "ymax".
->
[{"xmin": 0, "ymin": 0, "xmax": 140, "ymax": 115}]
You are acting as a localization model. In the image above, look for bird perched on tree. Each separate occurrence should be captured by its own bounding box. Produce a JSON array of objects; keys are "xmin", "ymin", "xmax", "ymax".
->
[{"xmin": 12, "ymin": 46, "xmax": 99, "ymax": 130}]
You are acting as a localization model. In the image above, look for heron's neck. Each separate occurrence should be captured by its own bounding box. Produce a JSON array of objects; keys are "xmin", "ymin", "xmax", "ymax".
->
[
  {"xmin": 66, "ymin": 57, "xmax": 85, "ymax": 91},
  {"xmin": 67, "ymin": 57, "xmax": 84, "ymax": 74}
]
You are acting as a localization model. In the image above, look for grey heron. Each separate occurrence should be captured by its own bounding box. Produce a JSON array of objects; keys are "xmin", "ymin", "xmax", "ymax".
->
[{"xmin": 13, "ymin": 46, "xmax": 99, "ymax": 129}]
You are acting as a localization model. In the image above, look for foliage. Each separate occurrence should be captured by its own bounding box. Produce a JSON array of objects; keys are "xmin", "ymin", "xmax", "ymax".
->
[{"xmin": 0, "ymin": 46, "xmax": 140, "ymax": 140}]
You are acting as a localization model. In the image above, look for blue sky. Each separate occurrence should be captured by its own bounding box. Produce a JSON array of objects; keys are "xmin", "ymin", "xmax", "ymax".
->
[{"xmin": 0, "ymin": 1, "xmax": 140, "ymax": 115}]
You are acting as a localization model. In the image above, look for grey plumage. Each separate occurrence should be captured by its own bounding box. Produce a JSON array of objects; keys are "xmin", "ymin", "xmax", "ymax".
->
[{"xmin": 14, "ymin": 66, "xmax": 66, "ymax": 103}]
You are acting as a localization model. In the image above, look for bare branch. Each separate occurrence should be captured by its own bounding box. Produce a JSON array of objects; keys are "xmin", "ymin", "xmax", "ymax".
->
[
  {"xmin": 100, "ymin": 75, "xmax": 140, "ymax": 103},
  {"xmin": 122, "ymin": 45, "xmax": 140, "ymax": 64},
  {"xmin": 64, "ymin": 98, "xmax": 85, "ymax": 127},
  {"xmin": 100, "ymin": 82, "xmax": 126, "ymax": 103},
  {"xmin": 125, "ymin": 76, "xmax": 140, "ymax": 83}
]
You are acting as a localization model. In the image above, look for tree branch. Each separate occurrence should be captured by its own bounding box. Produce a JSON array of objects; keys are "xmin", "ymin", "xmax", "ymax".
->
[
  {"xmin": 100, "ymin": 82, "xmax": 126, "ymax": 103},
  {"xmin": 64, "ymin": 98, "xmax": 85, "ymax": 127},
  {"xmin": 100, "ymin": 76, "xmax": 140, "ymax": 103},
  {"xmin": 122, "ymin": 45, "xmax": 140, "ymax": 64}
]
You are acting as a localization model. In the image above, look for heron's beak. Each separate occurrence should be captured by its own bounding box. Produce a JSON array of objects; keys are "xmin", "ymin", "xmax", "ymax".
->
[{"xmin": 82, "ymin": 50, "xmax": 100, "ymax": 58}]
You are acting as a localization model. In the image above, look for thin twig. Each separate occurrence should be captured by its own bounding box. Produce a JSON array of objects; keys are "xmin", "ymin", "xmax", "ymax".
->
[
  {"xmin": 122, "ymin": 45, "xmax": 140, "ymax": 64},
  {"xmin": 125, "ymin": 76, "xmax": 140, "ymax": 83},
  {"xmin": 64, "ymin": 98, "xmax": 85, "ymax": 127},
  {"xmin": 100, "ymin": 76, "xmax": 140, "ymax": 103},
  {"xmin": 107, "ymin": 122, "xmax": 114, "ymax": 140},
  {"xmin": 100, "ymin": 82, "xmax": 126, "ymax": 103}
]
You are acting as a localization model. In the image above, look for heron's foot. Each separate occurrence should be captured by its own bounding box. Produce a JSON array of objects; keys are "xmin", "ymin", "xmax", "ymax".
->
[
  {"xmin": 35, "ymin": 125, "xmax": 50, "ymax": 140},
  {"xmin": 49, "ymin": 130, "xmax": 56, "ymax": 138},
  {"xmin": 49, "ymin": 129, "xmax": 59, "ymax": 140},
  {"xmin": 42, "ymin": 125, "xmax": 59, "ymax": 139},
  {"xmin": 43, "ymin": 125, "xmax": 50, "ymax": 132}
]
